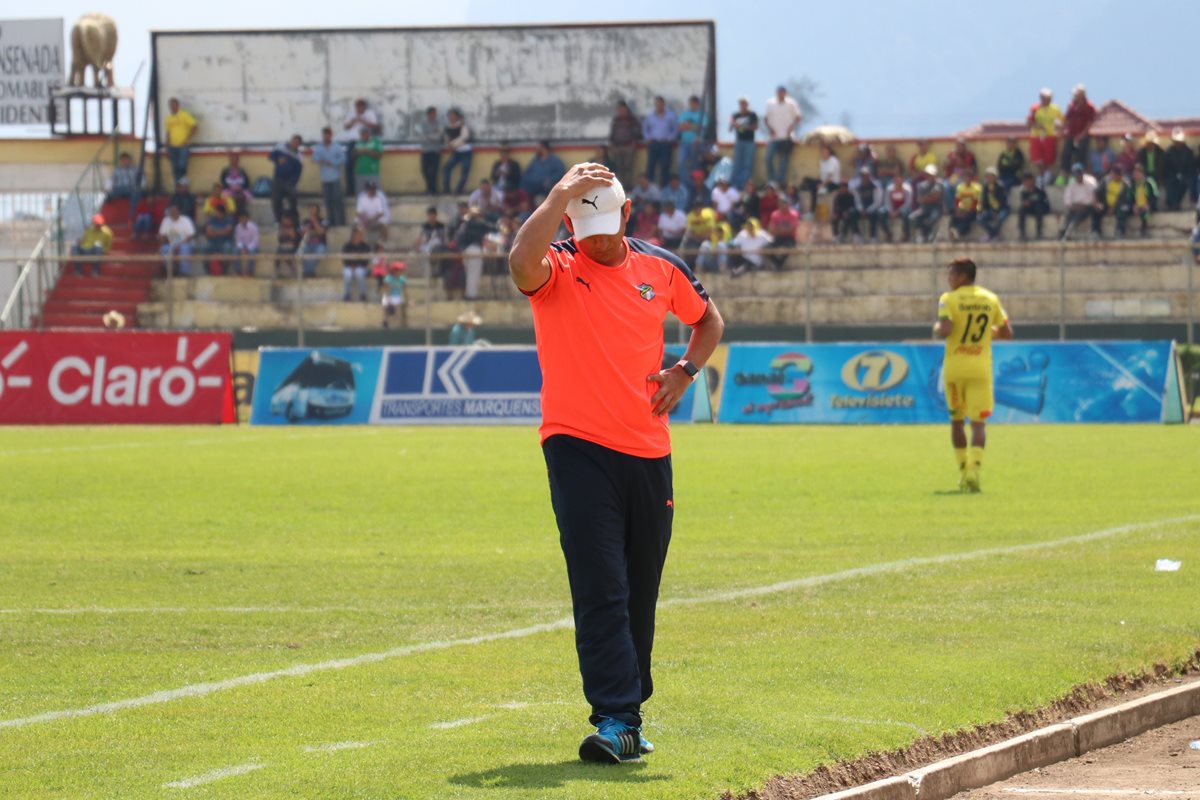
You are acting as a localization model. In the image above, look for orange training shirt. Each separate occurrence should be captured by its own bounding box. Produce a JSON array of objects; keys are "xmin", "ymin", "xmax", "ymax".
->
[{"xmin": 526, "ymin": 237, "xmax": 710, "ymax": 458}]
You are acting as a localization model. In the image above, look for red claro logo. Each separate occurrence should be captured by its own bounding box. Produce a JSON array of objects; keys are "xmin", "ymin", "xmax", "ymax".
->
[{"xmin": 44, "ymin": 337, "xmax": 225, "ymax": 407}]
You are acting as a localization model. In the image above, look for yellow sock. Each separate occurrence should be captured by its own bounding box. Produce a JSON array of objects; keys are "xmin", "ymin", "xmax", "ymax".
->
[
  {"xmin": 969, "ymin": 446, "xmax": 985, "ymax": 472},
  {"xmin": 954, "ymin": 447, "xmax": 968, "ymax": 473}
]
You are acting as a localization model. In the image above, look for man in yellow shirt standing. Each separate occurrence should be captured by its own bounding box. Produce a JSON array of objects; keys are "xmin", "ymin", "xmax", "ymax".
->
[
  {"xmin": 1026, "ymin": 88, "xmax": 1062, "ymax": 184},
  {"xmin": 934, "ymin": 257, "xmax": 1014, "ymax": 492},
  {"xmin": 165, "ymin": 97, "xmax": 198, "ymax": 183}
]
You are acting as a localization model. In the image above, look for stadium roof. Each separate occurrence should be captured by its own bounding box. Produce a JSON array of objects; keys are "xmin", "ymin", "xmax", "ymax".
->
[{"xmin": 957, "ymin": 100, "xmax": 1200, "ymax": 139}]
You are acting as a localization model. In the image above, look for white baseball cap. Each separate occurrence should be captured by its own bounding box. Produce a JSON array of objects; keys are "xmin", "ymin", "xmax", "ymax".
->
[{"xmin": 566, "ymin": 176, "xmax": 627, "ymax": 240}]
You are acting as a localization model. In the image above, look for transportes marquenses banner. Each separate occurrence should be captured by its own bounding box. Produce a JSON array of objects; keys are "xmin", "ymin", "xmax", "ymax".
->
[
  {"xmin": 250, "ymin": 346, "xmax": 712, "ymax": 426},
  {"xmin": 718, "ymin": 341, "xmax": 1179, "ymax": 424},
  {"xmin": 0, "ymin": 332, "xmax": 233, "ymax": 424}
]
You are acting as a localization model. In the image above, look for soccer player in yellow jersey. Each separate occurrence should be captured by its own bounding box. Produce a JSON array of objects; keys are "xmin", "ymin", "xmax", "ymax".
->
[{"xmin": 934, "ymin": 258, "xmax": 1014, "ymax": 492}]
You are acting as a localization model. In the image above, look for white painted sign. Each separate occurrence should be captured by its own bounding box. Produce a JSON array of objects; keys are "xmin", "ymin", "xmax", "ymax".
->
[
  {"xmin": 0, "ymin": 18, "xmax": 65, "ymax": 126},
  {"xmin": 153, "ymin": 23, "xmax": 713, "ymax": 145}
]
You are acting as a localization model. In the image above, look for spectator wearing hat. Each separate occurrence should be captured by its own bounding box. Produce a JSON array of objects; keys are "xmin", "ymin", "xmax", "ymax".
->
[
  {"xmin": 1026, "ymin": 88, "xmax": 1062, "ymax": 181},
  {"xmin": 1164, "ymin": 128, "xmax": 1196, "ymax": 211},
  {"xmin": 521, "ymin": 141, "xmax": 567, "ymax": 200},
  {"xmin": 1058, "ymin": 163, "xmax": 1100, "ymax": 240},
  {"xmin": 642, "ymin": 96, "xmax": 678, "ymax": 187},
  {"xmin": 490, "ymin": 143, "xmax": 523, "ymax": 195},
  {"xmin": 442, "ymin": 109, "xmax": 474, "ymax": 195},
  {"xmin": 1017, "ymin": 173, "xmax": 1050, "ymax": 241},
  {"xmin": 764, "ymin": 85, "xmax": 802, "ymax": 186},
  {"xmin": 269, "ymin": 134, "xmax": 304, "ymax": 224},
  {"xmin": 702, "ymin": 144, "xmax": 733, "ymax": 191},
  {"xmin": 995, "ymin": 138, "xmax": 1026, "ymax": 192},
  {"xmin": 417, "ymin": 106, "xmax": 442, "ymax": 196},
  {"xmin": 158, "ymin": 204, "xmax": 197, "ymax": 275},
  {"xmin": 355, "ymin": 181, "xmax": 390, "ymax": 243},
  {"xmin": 729, "ymin": 97, "xmax": 759, "ymax": 189},
  {"xmin": 1136, "ymin": 131, "xmax": 1168, "ymax": 188},
  {"xmin": 71, "ymin": 214, "xmax": 113, "ymax": 276},
  {"xmin": 449, "ymin": 311, "xmax": 481, "ymax": 346},
  {"xmin": 978, "ymin": 167, "xmax": 1010, "ymax": 242},
  {"xmin": 233, "ymin": 211, "xmax": 259, "ymax": 276},
  {"xmin": 908, "ymin": 164, "xmax": 945, "ymax": 243},
  {"xmin": 1060, "ymin": 85, "xmax": 1097, "ymax": 179},
  {"xmin": 609, "ymin": 101, "xmax": 643, "ymax": 187},
  {"xmin": 312, "ymin": 127, "xmax": 347, "ymax": 226},
  {"xmin": 381, "ymin": 260, "xmax": 407, "ymax": 328},
  {"xmin": 677, "ymin": 95, "xmax": 707, "ymax": 179}
]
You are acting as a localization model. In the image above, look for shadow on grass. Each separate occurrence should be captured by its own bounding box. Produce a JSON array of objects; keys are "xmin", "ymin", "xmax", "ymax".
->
[
  {"xmin": 449, "ymin": 759, "xmax": 670, "ymax": 790},
  {"xmin": 931, "ymin": 489, "xmax": 970, "ymax": 496}
]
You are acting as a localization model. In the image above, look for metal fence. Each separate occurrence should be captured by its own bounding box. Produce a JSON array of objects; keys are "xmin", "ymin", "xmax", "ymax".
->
[
  {"xmin": 14, "ymin": 240, "xmax": 1196, "ymax": 346},
  {"xmin": 0, "ymin": 233, "xmax": 57, "ymax": 330}
]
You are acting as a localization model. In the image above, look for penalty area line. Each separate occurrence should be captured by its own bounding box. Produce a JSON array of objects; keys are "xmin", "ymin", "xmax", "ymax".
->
[
  {"xmin": 2, "ymin": 514, "xmax": 1196, "ymax": 733},
  {"xmin": 163, "ymin": 761, "xmax": 264, "ymax": 789}
]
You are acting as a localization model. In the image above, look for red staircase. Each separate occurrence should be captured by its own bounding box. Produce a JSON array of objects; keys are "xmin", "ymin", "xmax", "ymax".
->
[{"xmin": 40, "ymin": 199, "xmax": 158, "ymax": 329}]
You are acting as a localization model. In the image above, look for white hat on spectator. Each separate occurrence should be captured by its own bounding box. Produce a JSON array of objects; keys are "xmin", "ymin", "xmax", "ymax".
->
[
  {"xmin": 924, "ymin": 164, "xmax": 938, "ymax": 177},
  {"xmin": 566, "ymin": 175, "xmax": 627, "ymax": 239},
  {"xmin": 1039, "ymin": 87, "xmax": 1052, "ymax": 98},
  {"xmin": 1171, "ymin": 127, "xmax": 1186, "ymax": 143},
  {"xmin": 1073, "ymin": 83, "xmax": 1086, "ymax": 95}
]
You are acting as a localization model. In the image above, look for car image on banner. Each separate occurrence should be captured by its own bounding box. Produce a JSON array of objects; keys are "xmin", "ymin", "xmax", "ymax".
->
[{"xmin": 250, "ymin": 348, "xmax": 381, "ymax": 425}]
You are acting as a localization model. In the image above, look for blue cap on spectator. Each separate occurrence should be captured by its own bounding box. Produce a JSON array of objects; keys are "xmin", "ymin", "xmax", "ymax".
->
[{"xmin": 1071, "ymin": 163, "xmax": 1084, "ymax": 173}]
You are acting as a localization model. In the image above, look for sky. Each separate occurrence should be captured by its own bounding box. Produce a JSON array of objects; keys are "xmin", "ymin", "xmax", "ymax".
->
[{"xmin": 6, "ymin": 0, "xmax": 1199, "ymax": 140}]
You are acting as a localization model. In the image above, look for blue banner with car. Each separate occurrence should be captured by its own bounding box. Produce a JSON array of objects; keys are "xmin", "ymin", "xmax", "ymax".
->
[
  {"xmin": 251, "ymin": 345, "xmax": 710, "ymax": 425},
  {"xmin": 717, "ymin": 341, "xmax": 1180, "ymax": 424}
]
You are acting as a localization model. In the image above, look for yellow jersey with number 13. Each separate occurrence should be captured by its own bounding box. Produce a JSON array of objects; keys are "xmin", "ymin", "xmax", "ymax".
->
[{"xmin": 938, "ymin": 284, "xmax": 1008, "ymax": 379}]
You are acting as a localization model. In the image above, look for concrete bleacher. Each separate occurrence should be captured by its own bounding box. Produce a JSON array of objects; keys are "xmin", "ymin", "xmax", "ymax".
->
[{"xmin": 136, "ymin": 192, "xmax": 1197, "ymax": 332}]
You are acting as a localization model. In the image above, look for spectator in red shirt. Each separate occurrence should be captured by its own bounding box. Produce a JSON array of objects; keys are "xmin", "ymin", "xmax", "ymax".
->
[
  {"xmin": 766, "ymin": 197, "xmax": 799, "ymax": 270},
  {"xmin": 758, "ymin": 182, "xmax": 780, "ymax": 224},
  {"xmin": 944, "ymin": 137, "xmax": 977, "ymax": 180},
  {"xmin": 1060, "ymin": 84, "xmax": 1097, "ymax": 177}
]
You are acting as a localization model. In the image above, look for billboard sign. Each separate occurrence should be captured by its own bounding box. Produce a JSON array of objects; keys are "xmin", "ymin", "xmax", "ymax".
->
[{"xmin": 0, "ymin": 18, "xmax": 64, "ymax": 126}]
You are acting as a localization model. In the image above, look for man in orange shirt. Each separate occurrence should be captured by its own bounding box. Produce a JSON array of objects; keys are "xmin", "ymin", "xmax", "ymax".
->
[{"xmin": 509, "ymin": 163, "xmax": 725, "ymax": 764}]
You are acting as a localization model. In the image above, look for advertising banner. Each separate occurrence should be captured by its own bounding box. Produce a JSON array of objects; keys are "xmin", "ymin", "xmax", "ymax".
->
[
  {"xmin": 251, "ymin": 345, "xmax": 711, "ymax": 426},
  {"xmin": 0, "ymin": 331, "xmax": 232, "ymax": 424},
  {"xmin": 718, "ymin": 341, "xmax": 1176, "ymax": 425},
  {"xmin": 0, "ymin": 18, "xmax": 65, "ymax": 126}
]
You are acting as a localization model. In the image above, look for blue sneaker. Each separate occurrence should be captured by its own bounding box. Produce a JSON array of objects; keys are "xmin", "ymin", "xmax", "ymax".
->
[{"xmin": 578, "ymin": 717, "xmax": 645, "ymax": 764}]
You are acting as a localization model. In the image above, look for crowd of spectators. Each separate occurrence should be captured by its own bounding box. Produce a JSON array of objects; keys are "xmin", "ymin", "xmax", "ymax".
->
[{"xmin": 87, "ymin": 87, "xmax": 1200, "ymax": 301}]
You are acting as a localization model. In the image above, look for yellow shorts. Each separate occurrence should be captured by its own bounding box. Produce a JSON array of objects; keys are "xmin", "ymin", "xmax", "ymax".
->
[{"xmin": 944, "ymin": 375, "xmax": 993, "ymax": 421}]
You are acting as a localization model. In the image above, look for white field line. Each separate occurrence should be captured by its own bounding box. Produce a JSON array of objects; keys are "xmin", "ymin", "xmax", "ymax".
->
[
  {"xmin": 0, "ymin": 428, "xmax": 388, "ymax": 457},
  {"xmin": 1002, "ymin": 790, "xmax": 1189, "ymax": 796},
  {"xmin": 429, "ymin": 716, "xmax": 490, "ymax": 730},
  {"xmin": 162, "ymin": 761, "xmax": 264, "ymax": 789},
  {"xmin": 0, "ymin": 603, "xmax": 563, "ymax": 615},
  {"xmin": 302, "ymin": 740, "xmax": 377, "ymax": 753},
  {"xmin": 1, "ymin": 514, "xmax": 1196, "ymax": 733}
]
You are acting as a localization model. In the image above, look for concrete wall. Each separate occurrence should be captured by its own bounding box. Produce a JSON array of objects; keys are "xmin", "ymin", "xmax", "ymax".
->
[{"xmin": 153, "ymin": 22, "xmax": 714, "ymax": 146}]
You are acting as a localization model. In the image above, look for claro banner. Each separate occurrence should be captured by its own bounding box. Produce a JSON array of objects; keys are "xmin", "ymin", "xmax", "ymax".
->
[
  {"xmin": 0, "ymin": 332, "xmax": 233, "ymax": 424},
  {"xmin": 718, "ymin": 341, "xmax": 1182, "ymax": 424},
  {"xmin": 250, "ymin": 346, "xmax": 712, "ymax": 425}
]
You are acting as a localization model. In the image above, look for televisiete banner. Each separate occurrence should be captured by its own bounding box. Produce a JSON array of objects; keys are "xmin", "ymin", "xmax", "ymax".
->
[
  {"xmin": 249, "ymin": 346, "xmax": 711, "ymax": 426},
  {"xmin": 718, "ymin": 341, "xmax": 1178, "ymax": 424},
  {"xmin": 0, "ymin": 332, "xmax": 233, "ymax": 424}
]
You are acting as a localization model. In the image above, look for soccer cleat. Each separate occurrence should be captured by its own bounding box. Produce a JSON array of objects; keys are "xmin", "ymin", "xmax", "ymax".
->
[
  {"xmin": 963, "ymin": 467, "xmax": 981, "ymax": 493},
  {"xmin": 578, "ymin": 717, "xmax": 645, "ymax": 764}
]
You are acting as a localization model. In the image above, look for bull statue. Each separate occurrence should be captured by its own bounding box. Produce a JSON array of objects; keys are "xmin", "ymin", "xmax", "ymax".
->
[{"xmin": 69, "ymin": 13, "xmax": 118, "ymax": 89}]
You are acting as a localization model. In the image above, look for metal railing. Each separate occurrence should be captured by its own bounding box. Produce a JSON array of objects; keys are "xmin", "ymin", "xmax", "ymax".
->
[
  {"xmin": 0, "ymin": 232, "xmax": 55, "ymax": 330},
  {"xmin": 19, "ymin": 240, "xmax": 1196, "ymax": 346}
]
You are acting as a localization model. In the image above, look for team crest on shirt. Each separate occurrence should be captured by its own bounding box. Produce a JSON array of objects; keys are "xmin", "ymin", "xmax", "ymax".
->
[{"xmin": 636, "ymin": 283, "xmax": 655, "ymax": 301}]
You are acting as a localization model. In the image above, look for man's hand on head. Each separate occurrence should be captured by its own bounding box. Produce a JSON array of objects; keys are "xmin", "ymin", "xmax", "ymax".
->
[{"xmin": 550, "ymin": 163, "xmax": 616, "ymax": 206}]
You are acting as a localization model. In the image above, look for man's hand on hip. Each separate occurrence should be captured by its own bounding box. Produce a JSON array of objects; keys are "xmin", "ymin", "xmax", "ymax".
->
[{"xmin": 647, "ymin": 366, "xmax": 692, "ymax": 416}]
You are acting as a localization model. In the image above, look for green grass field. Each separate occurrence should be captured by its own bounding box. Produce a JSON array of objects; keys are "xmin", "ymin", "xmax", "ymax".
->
[{"xmin": 1, "ymin": 424, "xmax": 1198, "ymax": 800}]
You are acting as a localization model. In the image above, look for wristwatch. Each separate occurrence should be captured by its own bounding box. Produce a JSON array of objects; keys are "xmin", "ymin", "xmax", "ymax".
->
[{"xmin": 674, "ymin": 360, "xmax": 700, "ymax": 382}]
